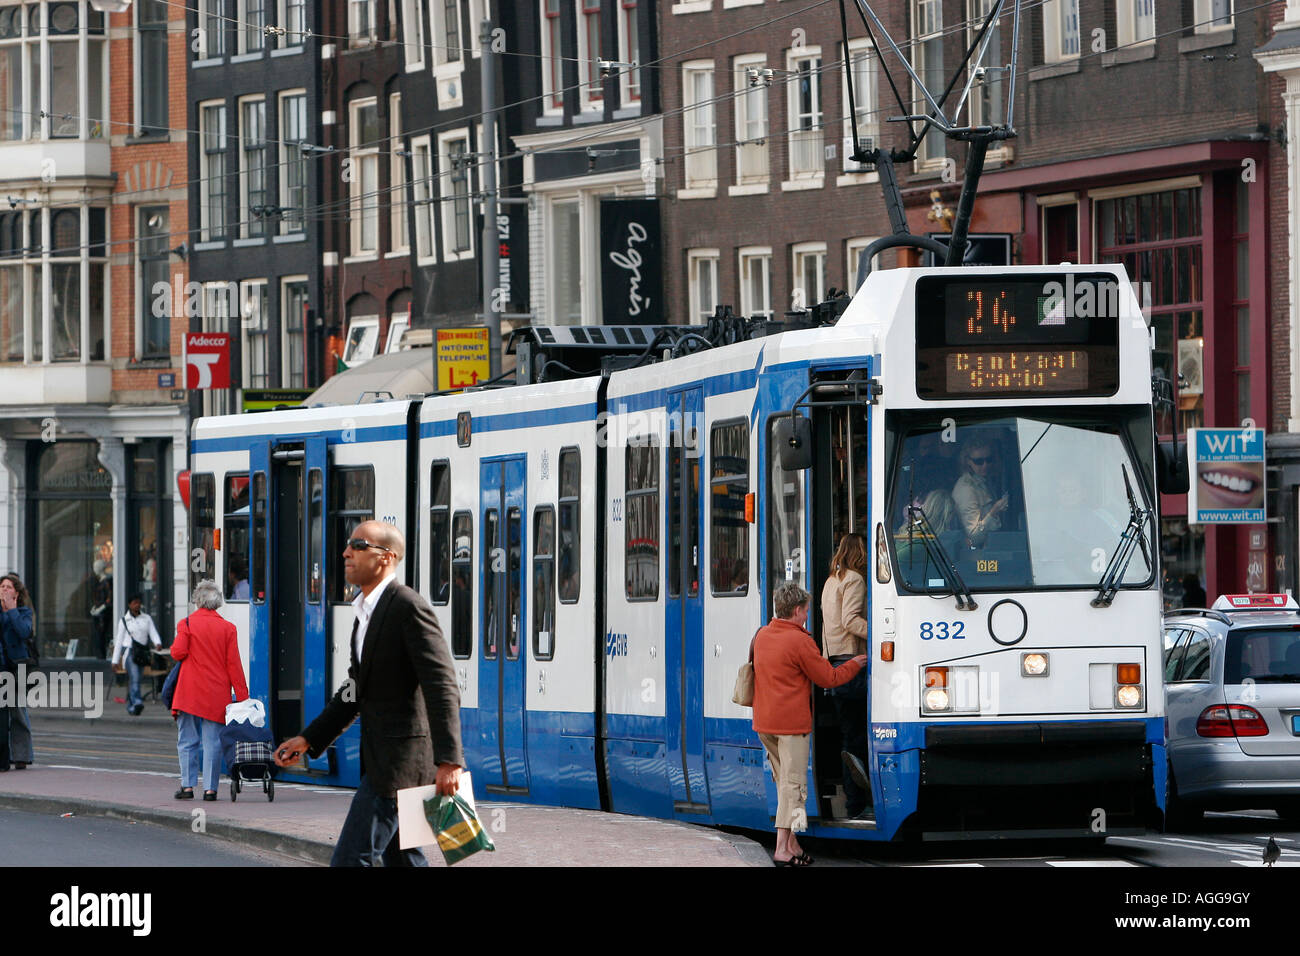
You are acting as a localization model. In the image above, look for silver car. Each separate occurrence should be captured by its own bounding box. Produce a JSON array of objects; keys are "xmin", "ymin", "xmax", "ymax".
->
[{"xmin": 1162, "ymin": 594, "xmax": 1300, "ymax": 827}]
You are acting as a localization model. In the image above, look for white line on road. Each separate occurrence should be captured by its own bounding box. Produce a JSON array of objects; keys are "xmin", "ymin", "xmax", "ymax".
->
[{"xmin": 1045, "ymin": 860, "xmax": 1138, "ymax": 867}]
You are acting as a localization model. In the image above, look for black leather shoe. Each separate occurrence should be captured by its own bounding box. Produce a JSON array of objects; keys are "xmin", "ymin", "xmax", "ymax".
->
[
  {"xmin": 174, "ymin": 788, "xmax": 194, "ymax": 799},
  {"xmin": 202, "ymin": 791, "xmax": 217, "ymax": 801},
  {"xmin": 13, "ymin": 762, "xmax": 26, "ymax": 770}
]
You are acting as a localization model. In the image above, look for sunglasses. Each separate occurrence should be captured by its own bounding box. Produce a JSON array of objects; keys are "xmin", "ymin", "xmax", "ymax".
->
[
  {"xmin": 347, "ymin": 537, "xmax": 393, "ymax": 554},
  {"xmin": 969, "ymin": 456, "xmax": 993, "ymax": 466}
]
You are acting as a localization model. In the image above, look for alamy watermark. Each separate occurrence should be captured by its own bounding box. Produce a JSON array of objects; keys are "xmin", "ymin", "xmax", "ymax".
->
[{"xmin": 0, "ymin": 665, "xmax": 104, "ymax": 718}]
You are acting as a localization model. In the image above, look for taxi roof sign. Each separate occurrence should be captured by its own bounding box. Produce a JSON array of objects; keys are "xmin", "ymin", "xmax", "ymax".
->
[{"xmin": 1212, "ymin": 593, "xmax": 1299, "ymax": 611}]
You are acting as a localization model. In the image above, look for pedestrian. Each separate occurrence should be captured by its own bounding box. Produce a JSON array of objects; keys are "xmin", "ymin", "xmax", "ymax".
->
[
  {"xmin": 111, "ymin": 593, "xmax": 163, "ymax": 716},
  {"xmin": 0, "ymin": 573, "xmax": 36, "ymax": 772},
  {"xmin": 820, "ymin": 533, "xmax": 873, "ymax": 819},
  {"xmin": 752, "ymin": 582, "xmax": 867, "ymax": 866},
  {"xmin": 171, "ymin": 579, "xmax": 248, "ymax": 801},
  {"xmin": 273, "ymin": 520, "xmax": 463, "ymax": 867}
]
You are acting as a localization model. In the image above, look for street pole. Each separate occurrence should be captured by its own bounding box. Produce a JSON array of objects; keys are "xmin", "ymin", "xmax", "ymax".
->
[{"xmin": 480, "ymin": 17, "xmax": 501, "ymax": 379}]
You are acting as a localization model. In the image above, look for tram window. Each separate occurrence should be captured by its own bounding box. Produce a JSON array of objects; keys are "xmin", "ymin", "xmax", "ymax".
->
[
  {"xmin": 766, "ymin": 416, "xmax": 805, "ymax": 616},
  {"xmin": 191, "ymin": 473, "xmax": 216, "ymax": 593},
  {"xmin": 710, "ymin": 420, "xmax": 749, "ymax": 596},
  {"xmin": 533, "ymin": 507, "xmax": 556, "ymax": 660},
  {"xmin": 483, "ymin": 509, "xmax": 499, "ymax": 660},
  {"xmin": 251, "ymin": 472, "xmax": 267, "ymax": 604},
  {"xmin": 506, "ymin": 507, "xmax": 522, "ymax": 661},
  {"xmin": 625, "ymin": 439, "xmax": 660, "ymax": 601},
  {"xmin": 223, "ymin": 473, "xmax": 250, "ymax": 602},
  {"xmin": 557, "ymin": 448, "xmax": 580, "ymax": 603},
  {"xmin": 450, "ymin": 510, "xmax": 472, "ymax": 658},
  {"xmin": 429, "ymin": 461, "xmax": 450, "ymax": 605},
  {"xmin": 328, "ymin": 467, "xmax": 375, "ymax": 604},
  {"xmin": 307, "ymin": 469, "xmax": 322, "ymax": 604}
]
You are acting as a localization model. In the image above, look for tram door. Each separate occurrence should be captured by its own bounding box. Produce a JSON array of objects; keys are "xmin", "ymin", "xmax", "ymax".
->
[
  {"xmin": 665, "ymin": 387, "xmax": 710, "ymax": 813},
  {"xmin": 479, "ymin": 456, "xmax": 529, "ymax": 794}
]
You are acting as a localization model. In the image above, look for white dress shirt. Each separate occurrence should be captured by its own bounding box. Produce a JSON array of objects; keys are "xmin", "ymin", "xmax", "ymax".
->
[
  {"xmin": 351, "ymin": 572, "xmax": 397, "ymax": 664},
  {"xmin": 111, "ymin": 611, "xmax": 163, "ymax": 666}
]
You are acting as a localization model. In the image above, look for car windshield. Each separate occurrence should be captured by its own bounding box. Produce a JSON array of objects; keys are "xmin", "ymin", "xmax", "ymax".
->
[
  {"xmin": 890, "ymin": 414, "xmax": 1153, "ymax": 592},
  {"xmin": 1225, "ymin": 627, "xmax": 1300, "ymax": 683}
]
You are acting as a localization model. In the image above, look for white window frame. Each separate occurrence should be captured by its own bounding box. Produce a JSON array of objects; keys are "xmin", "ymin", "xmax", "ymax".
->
[
  {"xmin": 738, "ymin": 246, "xmax": 772, "ymax": 319},
  {"xmin": 410, "ymin": 133, "xmax": 437, "ymax": 264},
  {"xmin": 545, "ymin": 194, "xmax": 588, "ymax": 325},
  {"xmin": 791, "ymin": 241, "xmax": 826, "ymax": 311},
  {"xmin": 687, "ymin": 248, "xmax": 720, "ymax": 322},
  {"xmin": 681, "ymin": 61, "xmax": 717, "ymax": 194},
  {"xmin": 433, "ymin": 0, "xmax": 463, "ymax": 69},
  {"xmin": 846, "ymin": 237, "xmax": 888, "ymax": 293},
  {"xmin": 278, "ymin": 90, "xmax": 307, "ymax": 235},
  {"xmin": 732, "ymin": 53, "xmax": 768, "ymax": 190},
  {"xmin": 343, "ymin": 314, "xmax": 380, "ymax": 365},
  {"xmin": 468, "ymin": 0, "xmax": 486, "ymax": 57},
  {"xmin": 1043, "ymin": 0, "xmax": 1081, "ymax": 63},
  {"xmin": 385, "ymin": 312, "xmax": 411, "ymax": 352},
  {"xmin": 912, "ymin": 0, "xmax": 945, "ymax": 168},
  {"xmin": 617, "ymin": 0, "xmax": 640, "ymax": 106},
  {"xmin": 438, "ymin": 127, "xmax": 475, "ymax": 261},
  {"xmin": 280, "ymin": 274, "xmax": 309, "ymax": 387},
  {"xmin": 389, "ymin": 92, "xmax": 408, "ymax": 255},
  {"xmin": 784, "ymin": 46, "xmax": 824, "ymax": 185},
  {"xmin": 237, "ymin": 0, "xmax": 268, "ymax": 55},
  {"xmin": 349, "ymin": 0, "xmax": 377, "ymax": 47},
  {"xmin": 279, "ymin": 0, "xmax": 308, "ymax": 48},
  {"xmin": 199, "ymin": 99, "xmax": 228, "ymax": 242},
  {"xmin": 240, "ymin": 278, "xmax": 269, "ymax": 390},
  {"xmin": 840, "ymin": 38, "xmax": 879, "ymax": 181},
  {"xmin": 237, "ymin": 94, "xmax": 267, "ymax": 239},
  {"xmin": 1193, "ymin": 0, "xmax": 1232, "ymax": 33},
  {"xmin": 576, "ymin": 0, "xmax": 603, "ymax": 111},
  {"xmin": 349, "ymin": 96, "xmax": 380, "ymax": 259},
  {"xmin": 540, "ymin": 0, "xmax": 563, "ymax": 115},
  {"xmin": 197, "ymin": 0, "xmax": 226, "ymax": 59},
  {"xmin": 402, "ymin": 0, "xmax": 426, "ymax": 70},
  {"xmin": 1116, "ymin": 0, "xmax": 1155, "ymax": 46}
]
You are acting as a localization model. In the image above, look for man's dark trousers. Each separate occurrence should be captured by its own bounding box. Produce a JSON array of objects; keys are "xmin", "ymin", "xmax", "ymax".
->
[{"xmin": 331, "ymin": 774, "xmax": 428, "ymax": 867}]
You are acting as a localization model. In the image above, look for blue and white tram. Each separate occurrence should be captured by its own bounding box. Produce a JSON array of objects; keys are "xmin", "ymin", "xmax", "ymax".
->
[{"xmin": 189, "ymin": 263, "xmax": 1166, "ymax": 841}]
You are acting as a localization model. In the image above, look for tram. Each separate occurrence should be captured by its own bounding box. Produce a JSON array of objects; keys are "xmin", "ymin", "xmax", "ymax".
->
[{"xmin": 189, "ymin": 263, "xmax": 1167, "ymax": 841}]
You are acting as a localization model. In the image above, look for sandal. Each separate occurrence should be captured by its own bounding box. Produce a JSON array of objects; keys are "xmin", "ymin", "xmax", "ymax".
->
[{"xmin": 776, "ymin": 855, "xmax": 812, "ymax": 866}]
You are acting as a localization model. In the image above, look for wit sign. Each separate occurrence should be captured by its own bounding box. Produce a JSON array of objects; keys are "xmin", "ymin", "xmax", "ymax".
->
[
  {"xmin": 1188, "ymin": 427, "xmax": 1266, "ymax": 524},
  {"xmin": 184, "ymin": 333, "xmax": 231, "ymax": 390}
]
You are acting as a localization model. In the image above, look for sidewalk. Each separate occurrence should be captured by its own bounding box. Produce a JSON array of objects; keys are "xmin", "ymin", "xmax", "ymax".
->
[{"xmin": 0, "ymin": 761, "xmax": 769, "ymax": 867}]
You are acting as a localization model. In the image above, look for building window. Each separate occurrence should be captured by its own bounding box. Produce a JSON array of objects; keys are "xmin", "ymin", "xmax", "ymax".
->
[
  {"xmin": 439, "ymin": 131, "xmax": 473, "ymax": 258},
  {"xmin": 2, "ymin": 3, "xmax": 107, "ymax": 140},
  {"xmin": 1194, "ymin": 0, "xmax": 1232, "ymax": 32},
  {"xmin": 390, "ymin": 93, "xmax": 408, "ymax": 254},
  {"xmin": 137, "ymin": 0, "xmax": 168, "ymax": 135},
  {"xmin": 558, "ymin": 448, "xmax": 580, "ymax": 602},
  {"xmin": 965, "ymin": 1, "xmax": 1004, "ymax": 129},
  {"xmin": 625, "ymin": 439, "xmax": 659, "ymax": 601},
  {"xmin": 139, "ymin": 207, "xmax": 169, "ymax": 359},
  {"xmin": 197, "ymin": 0, "xmax": 225, "ymax": 58},
  {"xmin": 431, "ymin": 0, "xmax": 461, "ymax": 67},
  {"xmin": 201, "ymin": 102, "xmax": 228, "ymax": 241},
  {"xmin": 792, "ymin": 242, "xmax": 826, "ymax": 310},
  {"xmin": 282, "ymin": 277, "xmax": 307, "ymax": 388},
  {"xmin": 1043, "ymin": 0, "xmax": 1081, "ymax": 62},
  {"xmin": 411, "ymin": 135, "xmax": 436, "ymax": 262},
  {"xmin": 350, "ymin": 97, "xmax": 380, "ymax": 257},
  {"xmin": 846, "ymin": 237, "xmax": 886, "ymax": 292},
  {"xmin": 533, "ymin": 507, "xmax": 556, "ymax": 659},
  {"xmin": 0, "ymin": 212, "xmax": 22, "ymax": 362},
  {"xmin": 402, "ymin": 0, "xmax": 425, "ymax": 70},
  {"xmin": 786, "ymin": 49, "xmax": 823, "ymax": 179},
  {"xmin": 739, "ymin": 247, "xmax": 772, "ymax": 319},
  {"xmin": 239, "ymin": 0, "xmax": 266, "ymax": 54},
  {"xmin": 912, "ymin": 0, "xmax": 944, "ymax": 164},
  {"xmin": 577, "ymin": 0, "xmax": 602, "ymax": 109},
  {"xmin": 710, "ymin": 420, "xmax": 749, "ymax": 596},
  {"xmin": 280, "ymin": 0, "xmax": 306, "ymax": 46},
  {"xmin": 541, "ymin": 0, "xmax": 562, "ymax": 113},
  {"xmin": 842, "ymin": 39, "xmax": 878, "ymax": 173},
  {"xmin": 349, "ymin": 0, "xmax": 376, "ymax": 47},
  {"xmin": 733, "ymin": 55, "xmax": 768, "ymax": 185},
  {"xmin": 1097, "ymin": 185, "xmax": 1203, "ymax": 435},
  {"xmin": 550, "ymin": 197, "xmax": 582, "ymax": 324},
  {"xmin": 240, "ymin": 278, "xmax": 269, "ymax": 389},
  {"xmin": 279, "ymin": 92, "xmax": 307, "ymax": 234},
  {"xmin": 239, "ymin": 97, "xmax": 268, "ymax": 238},
  {"xmin": 683, "ymin": 63, "xmax": 717, "ymax": 189},
  {"xmin": 343, "ymin": 313, "xmax": 379, "ymax": 365},
  {"xmin": 688, "ymin": 249, "xmax": 719, "ymax": 322},
  {"xmin": 618, "ymin": 0, "xmax": 640, "ymax": 104},
  {"xmin": 1117, "ymin": 0, "xmax": 1155, "ymax": 46}
]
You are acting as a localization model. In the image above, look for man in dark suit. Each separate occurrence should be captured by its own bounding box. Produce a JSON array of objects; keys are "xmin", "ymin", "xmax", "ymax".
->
[{"xmin": 274, "ymin": 520, "xmax": 463, "ymax": 866}]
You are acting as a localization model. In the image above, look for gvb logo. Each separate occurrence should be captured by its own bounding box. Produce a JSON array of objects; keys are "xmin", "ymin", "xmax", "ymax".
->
[{"xmin": 50, "ymin": 887, "xmax": 151, "ymax": 936}]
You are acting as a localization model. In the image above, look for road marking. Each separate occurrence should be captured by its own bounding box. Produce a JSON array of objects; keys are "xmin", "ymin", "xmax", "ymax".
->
[
  {"xmin": 40, "ymin": 763, "xmax": 352, "ymax": 794},
  {"xmin": 1045, "ymin": 860, "xmax": 1138, "ymax": 867},
  {"xmin": 1231, "ymin": 860, "xmax": 1300, "ymax": 867}
]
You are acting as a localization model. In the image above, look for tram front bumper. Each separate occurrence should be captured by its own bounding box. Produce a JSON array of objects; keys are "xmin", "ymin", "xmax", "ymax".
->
[{"xmin": 921, "ymin": 720, "xmax": 1150, "ymax": 786}]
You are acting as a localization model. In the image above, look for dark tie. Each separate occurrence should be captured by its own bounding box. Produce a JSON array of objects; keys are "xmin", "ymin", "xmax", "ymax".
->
[{"xmin": 351, "ymin": 617, "xmax": 360, "ymax": 669}]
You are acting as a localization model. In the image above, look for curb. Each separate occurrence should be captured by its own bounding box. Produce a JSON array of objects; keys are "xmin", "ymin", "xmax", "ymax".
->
[{"xmin": 0, "ymin": 792, "xmax": 332, "ymax": 865}]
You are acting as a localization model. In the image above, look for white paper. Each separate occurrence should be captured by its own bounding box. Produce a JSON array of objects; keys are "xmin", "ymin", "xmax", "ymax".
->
[{"xmin": 397, "ymin": 771, "xmax": 476, "ymax": 850}]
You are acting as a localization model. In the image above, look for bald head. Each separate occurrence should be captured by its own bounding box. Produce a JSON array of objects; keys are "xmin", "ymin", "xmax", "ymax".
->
[{"xmin": 343, "ymin": 520, "xmax": 405, "ymax": 595}]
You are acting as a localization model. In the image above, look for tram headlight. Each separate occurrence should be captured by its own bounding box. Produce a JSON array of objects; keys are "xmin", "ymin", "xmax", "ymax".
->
[
  {"xmin": 1116, "ymin": 685, "xmax": 1143, "ymax": 708},
  {"xmin": 1021, "ymin": 653, "xmax": 1049, "ymax": 677},
  {"xmin": 922, "ymin": 667, "xmax": 951, "ymax": 713},
  {"xmin": 924, "ymin": 688, "xmax": 951, "ymax": 712}
]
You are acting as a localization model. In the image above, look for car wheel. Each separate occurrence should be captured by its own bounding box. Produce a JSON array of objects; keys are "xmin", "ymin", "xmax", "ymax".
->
[{"xmin": 1165, "ymin": 768, "xmax": 1203, "ymax": 831}]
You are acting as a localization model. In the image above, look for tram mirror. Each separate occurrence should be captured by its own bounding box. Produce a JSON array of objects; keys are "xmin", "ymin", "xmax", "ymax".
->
[
  {"xmin": 776, "ymin": 414, "xmax": 813, "ymax": 471},
  {"xmin": 1156, "ymin": 439, "xmax": 1189, "ymax": 495}
]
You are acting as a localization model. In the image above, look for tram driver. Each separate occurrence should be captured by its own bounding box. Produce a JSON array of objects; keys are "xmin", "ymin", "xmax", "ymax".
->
[{"xmin": 952, "ymin": 439, "xmax": 1009, "ymax": 547}]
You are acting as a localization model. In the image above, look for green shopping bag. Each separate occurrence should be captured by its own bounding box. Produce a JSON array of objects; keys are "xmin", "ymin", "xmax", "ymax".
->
[{"xmin": 423, "ymin": 791, "xmax": 496, "ymax": 865}]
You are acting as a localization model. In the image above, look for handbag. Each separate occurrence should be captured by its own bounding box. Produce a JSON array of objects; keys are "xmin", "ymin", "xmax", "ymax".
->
[
  {"xmin": 161, "ymin": 659, "xmax": 182, "ymax": 710},
  {"xmin": 125, "ymin": 615, "xmax": 153, "ymax": 667},
  {"xmin": 731, "ymin": 633, "xmax": 758, "ymax": 707},
  {"xmin": 424, "ymin": 792, "xmax": 496, "ymax": 865}
]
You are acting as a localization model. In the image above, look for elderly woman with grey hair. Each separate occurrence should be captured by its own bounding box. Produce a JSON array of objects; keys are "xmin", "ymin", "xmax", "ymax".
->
[
  {"xmin": 752, "ymin": 582, "xmax": 868, "ymax": 866},
  {"xmin": 170, "ymin": 579, "xmax": 249, "ymax": 800}
]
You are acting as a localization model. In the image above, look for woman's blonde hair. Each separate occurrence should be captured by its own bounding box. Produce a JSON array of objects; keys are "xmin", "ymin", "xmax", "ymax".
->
[{"xmin": 829, "ymin": 533, "xmax": 870, "ymax": 580}]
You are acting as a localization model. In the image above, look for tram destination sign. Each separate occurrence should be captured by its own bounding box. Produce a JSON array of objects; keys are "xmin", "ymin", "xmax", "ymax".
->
[{"xmin": 914, "ymin": 272, "xmax": 1121, "ymax": 400}]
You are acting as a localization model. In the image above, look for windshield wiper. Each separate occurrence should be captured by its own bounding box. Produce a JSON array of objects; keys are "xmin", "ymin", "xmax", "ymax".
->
[
  {"xmin": 1091, "ymin": 464, "xmax": 1152, "ymax": 608},
  {"xmin": 906, "ymin": 502, "xmax": 978, "ymax": 611}
]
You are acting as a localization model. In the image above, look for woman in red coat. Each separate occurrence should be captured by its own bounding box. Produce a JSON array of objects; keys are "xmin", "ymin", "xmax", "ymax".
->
[{"xmin": 171, "ymin": 579, "xmax": 248, "ymax": 800}]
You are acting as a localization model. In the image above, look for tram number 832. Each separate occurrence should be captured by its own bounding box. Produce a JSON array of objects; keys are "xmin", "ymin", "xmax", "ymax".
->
[{"xmin": 919, "ymin": 622, "xmax": 966, "ymax": 640}]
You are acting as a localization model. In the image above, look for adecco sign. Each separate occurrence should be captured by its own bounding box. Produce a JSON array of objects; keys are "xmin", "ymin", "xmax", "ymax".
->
[{"xmin": 185, "ymin": 333, "xmax": 231, "ymax": 389}]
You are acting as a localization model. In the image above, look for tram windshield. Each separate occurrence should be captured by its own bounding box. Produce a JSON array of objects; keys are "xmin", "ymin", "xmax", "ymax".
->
[{"xmin": 889, "ymin": 413, "xmax": 1154, "ymax": 593}]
